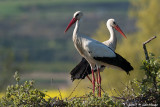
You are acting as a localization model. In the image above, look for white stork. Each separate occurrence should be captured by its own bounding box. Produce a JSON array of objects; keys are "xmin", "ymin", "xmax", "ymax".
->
[
  {"xmin": 69, "ymin": 18, "xmax": 133, "ymax": 97},
  {"xmin": 70, "ymin": 19, "xmax": 131, "ymax": 83},
  {"xmin": 65, "ymin": 11, "xmax": 133, "ymax": 97}
]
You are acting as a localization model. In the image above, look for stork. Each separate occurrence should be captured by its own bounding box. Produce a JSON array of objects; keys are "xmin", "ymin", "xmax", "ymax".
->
[
  {"xmin": 70, "ymin": 19, "xmax": 132, "ymax": 83},
  {"xmin": 65, "ymin": 11, "xmax": 133, "ymax": 97}
]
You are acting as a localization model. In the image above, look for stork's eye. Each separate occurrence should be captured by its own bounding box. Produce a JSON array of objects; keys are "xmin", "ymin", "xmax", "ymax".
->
[
  {"xmin": 113, "ymin": 22, "xmax": 116, "ymax": 25},
  {"xmin": 75, "ymin": 14, "xmax": 79, "ymax": 18}
]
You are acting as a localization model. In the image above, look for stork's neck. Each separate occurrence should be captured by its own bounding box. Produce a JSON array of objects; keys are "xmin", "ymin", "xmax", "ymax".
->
[
  {"xmin": 107, "ymin": 25, "xmax": 117, "ymax": 50},
  {"xmin": 73, "ymin": 20, "xmax": 80, "ymax": 39},
  {"xmin": 72, "ymin": 20, "xmax": 84, "ymax": 56}
]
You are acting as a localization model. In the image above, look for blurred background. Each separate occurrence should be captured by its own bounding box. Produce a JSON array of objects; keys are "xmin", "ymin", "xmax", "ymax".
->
[{"xmin": 0, "ymin": 0, "xmax": 159, "ymax": 97}]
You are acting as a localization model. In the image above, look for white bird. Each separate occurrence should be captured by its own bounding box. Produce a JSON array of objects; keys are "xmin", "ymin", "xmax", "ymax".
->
[
  {"xmin": 70, "ymin": 19, "xmax": 131, "ymax": 83},
  {"xmin": 65, "ymin": 11, "xmax": 133, "ymax": 97}
]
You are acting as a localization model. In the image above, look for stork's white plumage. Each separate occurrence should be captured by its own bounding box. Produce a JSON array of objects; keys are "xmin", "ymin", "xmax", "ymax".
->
[
  {"xmin": 103, "ymin": 19, "xmax": 126, "ymax": 50},
  {"xmin": 70, "ymin": 19, "xmax": 129, "ymax": 83},
  {"xmin": 65, "ymin": 11, "xmax": 133, "ymax": 97}
]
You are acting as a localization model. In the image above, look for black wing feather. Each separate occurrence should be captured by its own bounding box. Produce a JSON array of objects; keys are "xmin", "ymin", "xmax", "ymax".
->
[
  {"xmin": 70, "ymin": 58, "xmax": 91, "ymax": 81},
  {"xmin": 93, "ymin": 53, "xmax": 133, "ymax": 74},
  {"xmin": 70, "ymin": 53, "xmax": 133, "ymax": 81}
]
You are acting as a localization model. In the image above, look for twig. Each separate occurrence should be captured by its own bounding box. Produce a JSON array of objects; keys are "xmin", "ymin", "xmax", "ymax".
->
[
  {"xmin": 58, "ymin": 88, "xmax": 62, "ymax": 100},
  {"xmin": 108, "ymin": 84, "xmax": 114, "ymax": 96},
  {"xmin": 115, "ymin": 88, "xmax": 124, "ymax": 98},
  {"xmin": 143, "ymin": 36, "xmax": 157, "ymax": 45},
  {"xmin": 120, "ymin": 82, "xmax": 137, "ymax": 97},
  {"xmin": 87, "ymin": 86, "xmax": 105, "ymax": 93},
  {"xmin": 112, "ymin": 96, "xmax": 126, "ymax": 100},
  {"xmin": 114, "ymin": 89, "xmax": 122, "ymax": 97},
  {"xmin": 67, "ymin": 79, "xmax": 82, "ymax": 99},
  {"xmin": 143, "ymin": 36, "xmax": 156, "ymax": 60},
  {"xmin": 101, "ymin": 86, "xmax": 105, "ymax": 93}
]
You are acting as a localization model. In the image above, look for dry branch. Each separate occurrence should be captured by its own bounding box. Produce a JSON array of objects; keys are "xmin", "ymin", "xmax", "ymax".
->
[{"xmin": 143, "ymin": 36, "xmax": 157, "ymax": 60}]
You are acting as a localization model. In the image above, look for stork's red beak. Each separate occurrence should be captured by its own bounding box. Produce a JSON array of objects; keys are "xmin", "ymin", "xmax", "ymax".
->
[
  {"xmin": 114, "ymin": 25, "xmax": 127, "ymax": 39},
  {"xmin": 65, "ymin": 18, "xmax": 77, "ymax": 33}
]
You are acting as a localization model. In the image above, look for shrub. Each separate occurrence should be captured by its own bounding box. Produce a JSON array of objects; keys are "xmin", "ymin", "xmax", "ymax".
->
[
  {"xmin": 0, "ymin": 72, "xmax": 51, "ymax": 107},
  {"xmin": 67, "ymin": 92, "xmax": 122, "ymax": 107},
  {"xmin": 115, "ymin": 53, "xmax": 160, "ymax": 106}
]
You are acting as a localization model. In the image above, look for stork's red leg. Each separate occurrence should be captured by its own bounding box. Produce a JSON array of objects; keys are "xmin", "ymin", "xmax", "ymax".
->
[
  {"xmin": 95, "ymin": 71, "xmax": 99, "ymax": 96},
  {"xmin": 97, "ymin": 67, "xmax": 101, "ymax": 97},
  {"xmin": 91, "ymin": 69, "xmax": 95, "ymax": 94}
]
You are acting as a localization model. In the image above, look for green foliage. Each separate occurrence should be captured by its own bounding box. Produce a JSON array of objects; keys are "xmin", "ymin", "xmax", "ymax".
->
[
  {"xmin": 132, "ymin": 54, "xmax": 160, "ymax": 104},
  {"xmin": 67, "ymin": 92, "xmax": 123, "ymax": 107},
  {"xmin": 0, "ymin": 72, "xmax": 122, "ymax": 106},
  {"xmin": 0, "ymin": 72, "xmax": 50, "ymax": 107},
  {"xmin": 117, "ymin": 54, "xmax": 160, "ymax": 105},
  {"xmin": 140, "ymin": 53, "xmax": 160, "ymax": 92}
]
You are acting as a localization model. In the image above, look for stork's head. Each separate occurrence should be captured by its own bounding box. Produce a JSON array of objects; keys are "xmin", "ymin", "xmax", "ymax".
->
[
  {"xmin": 65, "ymin": 11, "xmax": 83, "ymax": 33},
  {"xmin": 73, "ymin": 11, "xmax": 83, "ymax": 20},
  {"xmin": 107, "ymin": 19, "xmax": 127, "ymax": 39},
  {"xmin": 107, "ymin": 19, "xmax": 117, "ymax": 27}
]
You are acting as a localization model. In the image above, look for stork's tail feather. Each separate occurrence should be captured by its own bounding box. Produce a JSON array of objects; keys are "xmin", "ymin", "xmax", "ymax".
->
[
  {"xmin": 70, "ymin": 58, "xmax": 91, "ymax": 81},
  {"xmin": 94, "ymin": 53, "xmax": 133, "ymax": 74}
]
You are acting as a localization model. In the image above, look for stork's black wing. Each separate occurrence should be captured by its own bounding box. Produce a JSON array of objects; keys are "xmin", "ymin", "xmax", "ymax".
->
[
  {"xmin": 70, "ymin": 58, "xmax": 91, "ymax": 81},
  {"xmin": 93, "ymin": 53, "xmax": 133, "ymax": 74}
]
